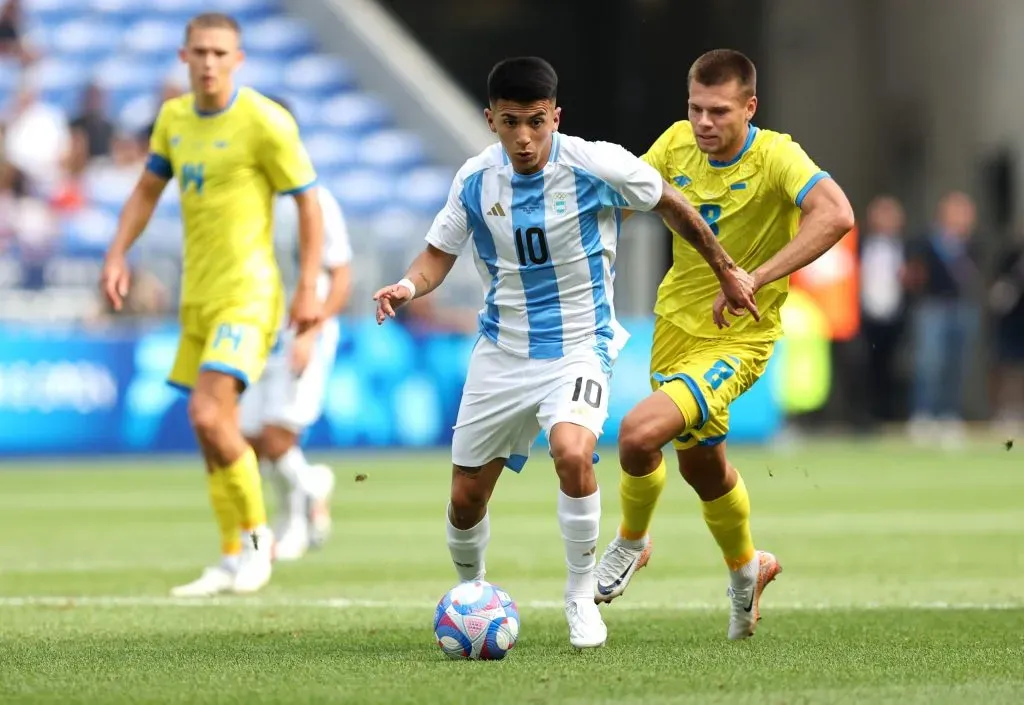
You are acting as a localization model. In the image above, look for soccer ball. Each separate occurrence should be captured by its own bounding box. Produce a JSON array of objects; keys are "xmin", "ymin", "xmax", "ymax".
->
[{"xmin": 433, "ymin": 580, "xmax": 520, "ymax": 660}]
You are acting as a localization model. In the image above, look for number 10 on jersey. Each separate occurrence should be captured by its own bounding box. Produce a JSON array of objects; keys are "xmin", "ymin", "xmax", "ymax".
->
[{"xmin": 514, "ymin": 227, "xmax": 549, "ymax": 266}]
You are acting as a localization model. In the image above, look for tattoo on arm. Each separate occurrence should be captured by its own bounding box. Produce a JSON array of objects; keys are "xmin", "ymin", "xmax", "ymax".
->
[{"xmin": 659, "ymin": 192, "xmax": 735, "ymax": 276}]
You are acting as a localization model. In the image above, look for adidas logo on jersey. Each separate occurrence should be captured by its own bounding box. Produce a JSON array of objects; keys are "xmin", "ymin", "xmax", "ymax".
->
[{"xmin": 487, "ymin": 203, "xmax": 506, "ymax": 217}]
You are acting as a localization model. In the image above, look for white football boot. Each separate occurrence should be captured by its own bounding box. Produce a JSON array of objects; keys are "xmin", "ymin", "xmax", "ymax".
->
[
  {"xmin": 233, "ymin": 526, "xmax": 274, "ymax": 594},
  {"xmin": 273, "ymin": 517, "xmax": 310, "ymax": 562},
  {"xmin": 170, "ymin": 564, "xmax": 235, "ymax": 598},
  {"xmin": 593, "ymin": 535, "xmax": 652, "ymax": 604},
  {"xmin": 565, "ymin": 597, "xmax": 607, "ymax": 649},
  {"xmin": 726, "ymin": 550, "xmax": 783, "ymax": 640}
]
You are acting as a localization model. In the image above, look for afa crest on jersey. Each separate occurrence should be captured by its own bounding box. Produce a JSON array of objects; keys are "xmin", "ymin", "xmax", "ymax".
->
[{"xmin": 552, "ymin": 193, "xmax": 568, "ymax": 215}]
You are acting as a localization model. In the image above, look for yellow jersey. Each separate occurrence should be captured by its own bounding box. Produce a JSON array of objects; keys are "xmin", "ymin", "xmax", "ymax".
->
[
  {"xmin": 146, "ymin": 87, "xmax": 317, "ymax": 306},
  {"xmin": 642, "ymin": 121, "xmax": 828, "ymax": 340}
]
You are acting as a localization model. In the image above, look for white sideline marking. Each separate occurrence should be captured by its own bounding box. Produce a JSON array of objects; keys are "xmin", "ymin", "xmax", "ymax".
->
[{"xmin": 0, "ymin": 596, "xmax": 1020, "ymax": 611}]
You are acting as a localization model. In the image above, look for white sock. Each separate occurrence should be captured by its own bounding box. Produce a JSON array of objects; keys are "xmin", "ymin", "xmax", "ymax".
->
[
  {"xmin": 730, "ymin": 553, "xmax": 759, "ymax": 589},
  {"xmin": 274, "ymin": 447, "xmax": 310, "ymax": 524},
  {"xmin": 558, "ymin": 488, "xmax": 601, "ymax": 601},
  {"xmin": 446, "ymin": 505, "xmax": 489, "ymax": 582}
]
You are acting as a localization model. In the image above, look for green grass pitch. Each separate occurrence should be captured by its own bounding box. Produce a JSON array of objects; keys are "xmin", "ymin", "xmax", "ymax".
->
[{"xmin": 0, "ymin": 439, "xmax": 1022, "ymax": 704}]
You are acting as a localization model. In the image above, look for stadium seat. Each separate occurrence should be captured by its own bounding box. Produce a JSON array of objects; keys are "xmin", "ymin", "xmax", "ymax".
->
[
  {"xmin": 284, "ymin": 54, "xmax": 356, "ymax": 97},
  {"xmin": 60, "ymin": 208, "xmax": 118, "ymax": 256},
  {"xmin": 121, "ymin": 20, "xmax": 183, "ymax": 57},
  {"xmin": 92, "ymin": 58, "xmax": 164, "ymax": 94},
  {"xmin": 51, "ymin": 19, "xmax": 122, "ymax": 61},
  {"xmin": 34, "ymin": 58, "xmax": 89, "ymax": 93},
  {"xmin": 395, "ymin": 166, "xmax": 454, "ymax": 214},
  {"xmin": 320, "ymin": 93, "xmax": 391, "ymax": 135},
  {"xmin": 235, "ymin": 56, "xmax": 285, "ymax": 95},
  {"xmin": 23, "ymin": 0, "xmax": 92, "ymax": 26},
  {"xmin": 357, "ymin": 129, "xmax": 428, "ymax": 171},
  {"xmin": 244, "ymin": 17, "xmax": 315, "ymax": 57},
  {"xmin": 304, "ymin": 132, "xmax": 360, "ymax": 173},
  {"xmin": 328, "ymin": 169, "xmax": 394, "ymax": 218}
]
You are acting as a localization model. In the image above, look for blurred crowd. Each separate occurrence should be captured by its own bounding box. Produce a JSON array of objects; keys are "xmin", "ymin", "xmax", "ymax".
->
[
  {"xmin": 858, "ymin": 190, "xmax": 1024, "ymax": 443},
  {"xmin": 3, "ymin": 0, "xmax": 1023, "ymax": 434}
]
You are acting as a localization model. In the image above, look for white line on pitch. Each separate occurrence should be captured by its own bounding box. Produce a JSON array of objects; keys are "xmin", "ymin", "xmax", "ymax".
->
[{"xmin": 0, "ymin": 596, "xmax": 1020, "ymax": 611}]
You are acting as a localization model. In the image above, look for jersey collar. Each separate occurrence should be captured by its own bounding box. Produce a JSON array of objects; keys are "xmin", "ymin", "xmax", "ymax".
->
[
  {"xmin": 194, "ymin": 88, "xmax": 240, "ymax": 118},
  {"xmin": 708, "ymin": 124, "xmax": 758, "ymax": 168}
]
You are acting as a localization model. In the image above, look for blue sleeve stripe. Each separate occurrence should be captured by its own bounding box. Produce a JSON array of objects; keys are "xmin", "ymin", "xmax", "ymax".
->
[
  {"xmin": 280, "ymin": 179, "xmax": 318, "ymax": 196},
  {"xmin": 795, "ymin": 171, "xmax": 830, "ymax": 207},
  {"xmin": 145, "ymin": 153, "xmax": 173, "ymax": 180}
]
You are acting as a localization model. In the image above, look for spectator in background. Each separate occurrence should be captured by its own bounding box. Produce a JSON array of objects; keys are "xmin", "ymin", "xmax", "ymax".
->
[
  {"xmin": 70, "ymin": 83, "xmax": 115, "ymax": 160},
  {"xmin": 988, "ymin": 227, "xmax": 1024, "ymax": 434},
  {"xmin": 0, "ymin": 0, "xmax": 37, "ymax": 66},
  {"xmin": 3, "ymin": 75, "xmax": 71, "ymax": 197},
  {"xmin": 904, "ymin": 191, "xmax": 983, "ymax": 446},
  {"xmin": 82, "ymin": 130, "xmax": 146, "ymax": 201},
  {"xmin": 859, "ymin": 195, "xmax": 908, "ymax": 425}
]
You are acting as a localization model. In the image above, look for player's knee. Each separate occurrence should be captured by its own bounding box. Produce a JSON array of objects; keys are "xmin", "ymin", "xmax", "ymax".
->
[
  {"xmin": 450, "ymin": 470, "xmax": 491, "ymax": 515},
  {"xmin": 188, "ymin": 393, "xmax": 228, "ymax": 444},
  {"xmin": 618, "ymin": 410, "xmax": 665, "ymax": 470},
  {"xmin": 551, "ymin": 445, "xmax": 592, "ymax": 478}
]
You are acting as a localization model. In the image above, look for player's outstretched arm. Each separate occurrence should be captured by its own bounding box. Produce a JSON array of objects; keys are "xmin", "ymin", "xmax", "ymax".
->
[
  {"xmin": 652, "ymin": 181, "xmax": 760, "ymax": 322},
  {"xmin": 752, "ymin": 178, "xmax": 855, "ymax": 289},
  {"xmin": 100, "ymin": 171, "xmax": 168, "ymax": 312},
  {"xmin": 373, "ymin": 245, "xmax": 458, "ymax": 324}
]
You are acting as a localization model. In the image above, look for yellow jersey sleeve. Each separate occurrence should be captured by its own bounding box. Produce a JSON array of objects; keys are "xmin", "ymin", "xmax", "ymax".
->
[
  {"xmin": 641, "ymin": 122, "xmax": 681, "ymax": 177},
  {"xmin": 258, "ymin": 103, "xmax": 317, "ymax": 195},
  {"xmin": 145, "ymin": 102, "xmax": 174, "ymax": 180},
  {"xmin": 765, "ymin": 134, "xmax": 829, "ymax": 208}
]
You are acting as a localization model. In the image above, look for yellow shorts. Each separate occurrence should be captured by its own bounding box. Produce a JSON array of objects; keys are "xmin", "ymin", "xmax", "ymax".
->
[
  {"xmin": 649, "ymin": 315, "xmax": 775, "ymax": 450},
  {"xmin": 168, "ymin": 296, "xmax": 282, "ymax": 393}
]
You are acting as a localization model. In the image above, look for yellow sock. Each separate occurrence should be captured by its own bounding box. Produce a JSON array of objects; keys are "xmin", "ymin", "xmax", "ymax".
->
[
  {"xmin": 619, "ymin": 459, "xmax": 667, "ymax": 540},
  {"xmin": 207, "ymin": 469, "xmax": 242, "ymax": 556},
  {"xmin": 701, "ymin": 471, "xmax": 755, "ymax": 570},
  {"xmin": 217, "ymin": 446, "xmax": 267, "ymax": 531}
]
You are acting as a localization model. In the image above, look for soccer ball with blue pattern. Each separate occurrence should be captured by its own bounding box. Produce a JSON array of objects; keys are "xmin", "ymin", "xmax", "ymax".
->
[{"xmin": 433, "ymin": 580, "xmax": 520, "ymax": 660}]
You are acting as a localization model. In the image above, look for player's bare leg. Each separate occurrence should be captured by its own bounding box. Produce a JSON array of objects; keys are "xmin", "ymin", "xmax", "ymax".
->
[
  {"xmin": 677, "ymin": 442, "xmax": 781, "ymax": 640},
  {"xmin": 254, "ymin": 425, "xmax": 335, "ymax": 561},
  {"xmin": 175, "ymin": 370, "xmax": 272, "ymax": 596},
  {"xmin": 549, "ymin": 421, "xmax": 606, "ymax": 649},
  {"xmin": 447, "ymin": 459, "xmax": 504, "ymax": 582},
  {"xmin": 594, "ymin": 391, "xmax": 681, "ymax": 603}
]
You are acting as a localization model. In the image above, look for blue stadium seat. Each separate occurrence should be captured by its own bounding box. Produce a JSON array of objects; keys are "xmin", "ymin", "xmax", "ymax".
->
[
  {"xmin": 150, "ymin": 0, "xmax": 208, "ymax": 15},
  {"xmin": 244, "ymin": 17, "xmax": 315, "ymax": 58},
  {"xmin": 0, "ymin": 59, "xmax": 20, "ymax": 95},
  {"xmin": 121, "ymin": 20, "xmax": 183, "ymax": 57},
  {"xmin": 51, "ymin": 19, "xmax": 122, "ymax": 61},
  {"xmin": 328, "ymin": 169, "xmax": 394, "ymax": 218},
  {"xmin": 236, "ymin": 56, "xmax": 285, "ymax": 95},
  {"xmin": 285, "ymin": 54, "xmax": 356, "ymax": 97},
  {"xmin": 35, "ymin": 58, "xmax": 89, "ymax": 92},
  {"xmin": 93, "ymin": 58, "xmax": 164, "ymax": 94},
  {"xmin": 86, "ymin": 0, "xmax": 149, "ymax": 25},
  {"xmin": 320, "ymin": 93, "xmax": 391, "ymax": 135},
  {"xmin": 357, "ymin": 129, "xmax": 427, "ymax": 171},
  {"xmin": 117, "ymin": 93, "xmax": 159, "ymax": 134},
  {"xmin": 24, "ymin": 0, "xmax": 92, "ymax": 26},
  {"xmin": 396, "ymin": 166, "xmax": 453, "ymax": 214},
  {"xmin": 216, "ymin": 0, "xmax": 279, "ymax": 20},
  {"xmin": 275, "ymin": 92, "xmax": 319, "ymax": 129},
  {"xmin": 304, "ymin": 132, "xmax": 359, "ymax": 173}
]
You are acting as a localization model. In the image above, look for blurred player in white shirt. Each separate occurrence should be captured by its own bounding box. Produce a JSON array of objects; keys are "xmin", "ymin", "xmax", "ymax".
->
[{"xmin": 240, "ymin": 99, "xmax": 352, "ymax": 561}]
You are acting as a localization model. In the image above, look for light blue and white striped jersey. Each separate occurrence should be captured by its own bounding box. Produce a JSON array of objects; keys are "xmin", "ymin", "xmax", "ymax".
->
[{"xmin": 425, "ymin": 132, "xmax": 663, "ymax": 368}]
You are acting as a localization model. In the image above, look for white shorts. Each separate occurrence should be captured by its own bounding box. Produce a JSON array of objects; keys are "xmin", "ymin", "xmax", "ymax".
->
[
  {"xmin": 239, "ymin": 318, "xmax": 340, "ymax": 437},
  {"xmin": 451, "ymin": 336, "xmax": 612, "ymax": 472}
]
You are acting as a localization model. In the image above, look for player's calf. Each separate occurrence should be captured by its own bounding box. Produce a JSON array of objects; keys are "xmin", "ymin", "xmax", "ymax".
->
[
  {"xmin": 549, "ymin": 422, "xmax": 606, "ymax": 647},
  {"xmin": 447, "ymin": 459, "xmax": 503, "ymax": 583}
]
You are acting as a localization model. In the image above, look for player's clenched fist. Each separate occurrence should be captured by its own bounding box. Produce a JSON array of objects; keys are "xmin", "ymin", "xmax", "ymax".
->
[
  {"xmin": 373, "ymin": 281, "xmax": 414, "ymax": 324},
  {"xmin": 712, "ymin": 267, "xmax": 760, "ymax": 329},
  {"xmin": 100, "ymin": 254, "xmax": 131, "ymax": 312}
]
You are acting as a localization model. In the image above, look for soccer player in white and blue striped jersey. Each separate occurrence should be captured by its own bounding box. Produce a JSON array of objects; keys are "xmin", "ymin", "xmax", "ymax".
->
[{"xmin": 374, "ymin": 57, "xmax": 758, "ymax": 649}]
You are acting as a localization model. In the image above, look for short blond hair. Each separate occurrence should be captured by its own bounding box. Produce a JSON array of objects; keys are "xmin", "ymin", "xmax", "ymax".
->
[{"xmin": 184, "ymin": 13, "xmax": 241, "ymax": 43}]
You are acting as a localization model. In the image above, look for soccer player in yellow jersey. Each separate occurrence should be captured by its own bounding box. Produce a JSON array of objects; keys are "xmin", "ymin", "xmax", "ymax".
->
[
  {"xmin": 100, "ymin": 13, "xmax": 324, "ymax": 597},
  {"xmin": 593, "ymin": 49, "xmax": 855, "ymax": 639}
]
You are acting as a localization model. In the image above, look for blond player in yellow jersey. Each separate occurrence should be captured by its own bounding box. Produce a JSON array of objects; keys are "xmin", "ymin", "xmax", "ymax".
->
[
  {"xmin": 100, "ymin": 13, "xmax": 324, "ymax": 597},
  {"xmin": 593, "ymin": 49, "xmax": 855, "ymax": 639}
]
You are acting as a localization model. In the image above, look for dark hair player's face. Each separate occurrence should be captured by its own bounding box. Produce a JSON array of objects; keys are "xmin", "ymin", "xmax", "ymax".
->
[{"xmin": 485, "ymin": 99, "xmax": 560, "ymax": 174}]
